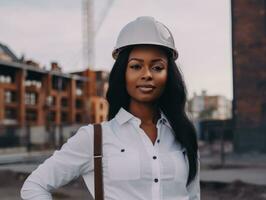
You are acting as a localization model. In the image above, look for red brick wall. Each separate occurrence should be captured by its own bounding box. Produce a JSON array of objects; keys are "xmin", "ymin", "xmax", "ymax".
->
[{"xmin": 232, "ymin": 0, "xmax": 266, "ymax": 152}]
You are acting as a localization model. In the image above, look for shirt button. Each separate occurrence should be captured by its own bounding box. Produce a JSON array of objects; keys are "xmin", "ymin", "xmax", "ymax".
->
[
  {"xmin": 121, "ymin": 149, "xmax": 125, "ymax": 152},
  {"xmin": 154, "ymin": 178, "xmax": 159, "ymax": 183},
  {"xmin": 157, "ymin": 139, "xmax": 160, "ymax": 143},
  {"xmin": 153, "ymin": 156, "xmax": 157, "ymax": 160}
]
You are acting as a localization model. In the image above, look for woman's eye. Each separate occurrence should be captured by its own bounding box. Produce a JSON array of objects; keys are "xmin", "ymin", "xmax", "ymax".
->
[
  {"xmin": 130, "ymin": 64, "xmax": 141, "ymax": 70},
  {"xmin": 152, "ymin": 65, "xmax": 164, "ymax": 71}
]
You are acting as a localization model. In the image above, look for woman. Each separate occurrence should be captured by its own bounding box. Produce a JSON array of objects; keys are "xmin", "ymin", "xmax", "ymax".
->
[{"xmin": 21, "ymin": 16, "xmax": 200, "ymax": 200}]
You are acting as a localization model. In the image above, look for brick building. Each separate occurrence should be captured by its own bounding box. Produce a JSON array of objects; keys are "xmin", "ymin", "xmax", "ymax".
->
[
  {"xmin": 71, "ymin": 69, "xmax": 109, "ymax": 123},
  {"xmin": 232, "ymin": 0, "xmax": 266, "ymax": 152},
  {"xmin": 0, "ymin": 43, "xmax": 108, "ymax": 147}
]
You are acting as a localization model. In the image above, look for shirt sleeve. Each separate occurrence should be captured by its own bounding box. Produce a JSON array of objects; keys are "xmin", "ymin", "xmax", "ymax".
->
[
  {"xmin": 187, "ymin": 152, "xmax": 201, "ymax": 200},
  {"xmin": 20, "ymin": 125, "xmax": 94, "ymax": 200}
]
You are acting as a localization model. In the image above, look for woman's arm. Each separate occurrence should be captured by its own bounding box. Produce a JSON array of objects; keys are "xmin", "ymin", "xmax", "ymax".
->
[{"xmin": 20, "ymin": 125, "xmax": 94, "ymax": 200}]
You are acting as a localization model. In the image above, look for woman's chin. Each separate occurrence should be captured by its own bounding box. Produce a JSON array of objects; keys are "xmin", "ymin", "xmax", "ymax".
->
[{"xmin": 133, "ymin": 96, "xmax": 158, "ymax": 104}]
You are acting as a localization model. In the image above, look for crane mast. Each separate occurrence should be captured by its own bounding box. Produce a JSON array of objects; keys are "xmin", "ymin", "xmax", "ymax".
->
[{"xmin": 82, "ymin": 0, "xmax": 95, "ymax": 69}]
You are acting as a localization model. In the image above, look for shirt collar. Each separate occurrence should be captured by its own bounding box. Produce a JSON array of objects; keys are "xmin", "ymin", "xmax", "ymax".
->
[
  {"xmin": 115, "ymin": 107, "xmax": 171, "ymax": 128},
  {"xmin": 158, "ymin": 110, "xmax": 171, "ymax": 127},
  {"xmin": 115, "ymin": 107, "xmax": 141, "ymax": 125}
]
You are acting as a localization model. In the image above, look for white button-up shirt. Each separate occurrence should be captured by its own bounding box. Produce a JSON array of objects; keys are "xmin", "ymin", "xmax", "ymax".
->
[{"xmin": 21, "ymin": 107, "xmax": 200, "ymax": 200}]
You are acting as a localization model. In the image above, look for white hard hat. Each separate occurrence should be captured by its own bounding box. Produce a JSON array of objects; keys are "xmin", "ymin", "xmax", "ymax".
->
[{"xmin": 112, "ymin": 16, "xmax": 178, "ymax": 60}]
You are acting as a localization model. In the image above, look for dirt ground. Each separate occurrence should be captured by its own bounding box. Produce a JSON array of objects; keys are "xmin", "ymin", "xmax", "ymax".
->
[
  {"xmin": 1, "ymin": 170, "xmax": 266, "ymax": 200},
  {"xmin": 201, "ymin": 181, "xmax": 266, "ymax": 200}
]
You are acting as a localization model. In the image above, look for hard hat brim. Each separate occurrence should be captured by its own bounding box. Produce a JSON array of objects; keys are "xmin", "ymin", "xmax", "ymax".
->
[{"xmin": 112, "ymin": 43, "xmax": 178, "ymax": 60}]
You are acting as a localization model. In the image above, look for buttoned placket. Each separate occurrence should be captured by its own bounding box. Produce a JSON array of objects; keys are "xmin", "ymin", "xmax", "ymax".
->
[{"xmin": 131, "ymin": 118, "xmax": 163, "ymax": 200}]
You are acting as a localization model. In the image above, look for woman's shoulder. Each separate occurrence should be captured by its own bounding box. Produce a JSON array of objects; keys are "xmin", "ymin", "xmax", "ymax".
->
[
  {"xmin": 62, "ymin": 125, "xmax": 95, "ymax": 151},
  {"xmin": 70, "ymin": 120, "xmax": 114, "ymax": 144},
  {"xmin": 75, "ymin": 120, "xmax": 111, "ymax": 136},
  {"xmin": 74, "ymin": 124, "xmax": 94, "ymax": 137}
]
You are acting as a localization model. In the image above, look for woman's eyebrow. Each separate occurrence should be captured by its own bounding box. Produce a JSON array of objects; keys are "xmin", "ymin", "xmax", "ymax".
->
[
  {"xmin": 128, "ymin": 58, "xmax": 167, "ymax": 63},
  {"xmin": 128, "ymin": 58, "xmax": 143, "ymax": 62},
  {"xmin": 151, "ymin": 58, "xmax": 167, "ymax": 63}
]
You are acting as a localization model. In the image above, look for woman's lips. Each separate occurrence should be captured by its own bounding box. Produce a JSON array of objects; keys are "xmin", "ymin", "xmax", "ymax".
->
[{"xmin": 137, "ymin": 85, "xmax": 155, "ymax": 93}]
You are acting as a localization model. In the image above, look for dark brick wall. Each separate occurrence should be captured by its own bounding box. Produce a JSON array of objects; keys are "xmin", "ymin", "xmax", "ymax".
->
[{"xmin": 232, "ymin": 0, "xmax": 266, "ymax": 152}]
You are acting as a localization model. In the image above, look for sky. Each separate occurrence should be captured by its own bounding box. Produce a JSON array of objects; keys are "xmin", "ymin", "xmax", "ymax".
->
[{"xmin": 0, "ymin": 0, "xmax": 233, "ymax": 100}]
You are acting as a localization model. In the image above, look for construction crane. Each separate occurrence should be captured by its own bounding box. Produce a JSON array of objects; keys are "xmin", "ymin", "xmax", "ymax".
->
[{"xmin": 82, "ymin": 0, "xmax": 114, "ymax": 69}]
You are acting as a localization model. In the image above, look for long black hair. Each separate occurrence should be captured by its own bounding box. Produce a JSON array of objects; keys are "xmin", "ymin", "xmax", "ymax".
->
[{"xmin": 106, "ymin": 45, "xmax": 198, "ymax": 186}]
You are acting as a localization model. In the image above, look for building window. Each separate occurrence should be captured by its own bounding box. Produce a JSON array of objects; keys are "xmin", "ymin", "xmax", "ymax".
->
[
  {"xmin": 76, "ymin": 81, "xmax": 83, "ymax": 96},
  {"xmin": 76, "ymin": 99, "xmax": 83, "ymax": 108},
  {"xmin": 4, "ymin": 108, "xmax": 16, "ymax": 119},
  {"xmin": 100, "ymin": 102, "xmax": 103, "ymax": 110},
  {"xmin": 26, "ymin": 109, "xmax": 37, "ymax": 122},
  {"xmin": 76, "ymin": 88, "xmax": 83, "ymax": 96},
  {"xmin": 25, "ymin": 80, "xmax": 42, "ymax": 88},
  {"xmin": 4, "ymin": 91, "xmax": 16, "ymax": 103},
  {"xmin": 0, "ymin": 75, "xmax": 12, "ymax": 83},
  {"xmin": 51, "ymin": 96, "xmax": 56, "ymax": 106},
  {"xmin": 61, "ymin": 98, "xmax": 68, "ymax": 107},
  {"xmin": 75, "ymin": 113, "xmax": 82, "ymax": 123},
  {"xmin": 50, "ymin": 111, "xmax": 56, "ymax": 122},
  {"xmin": 25, "ymin": 92, "xmax": 38, "ymax": 105},
  {"xmin": 52, "ymin": 76, "xmax": 67, "ymax": 91},
  {"xmin": 61, "ymin": 111, "xmax": 68, "ymax": 123}
]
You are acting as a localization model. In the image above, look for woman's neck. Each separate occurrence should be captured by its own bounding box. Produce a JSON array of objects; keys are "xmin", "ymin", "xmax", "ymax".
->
[{"xmin": 128, "ymin": 100, "xmax": 160, "ymax": 124}]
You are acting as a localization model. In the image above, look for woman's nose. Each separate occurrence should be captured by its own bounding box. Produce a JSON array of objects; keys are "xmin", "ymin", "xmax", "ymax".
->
[{"xmin": 141, "ymin": 67, "xmax": 152, "ymax": 80}]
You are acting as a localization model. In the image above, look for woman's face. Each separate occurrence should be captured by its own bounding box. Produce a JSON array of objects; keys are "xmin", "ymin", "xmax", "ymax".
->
[{"xmin": 125, "ymin": 45, "xmax": 168, "ymax": 103}]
